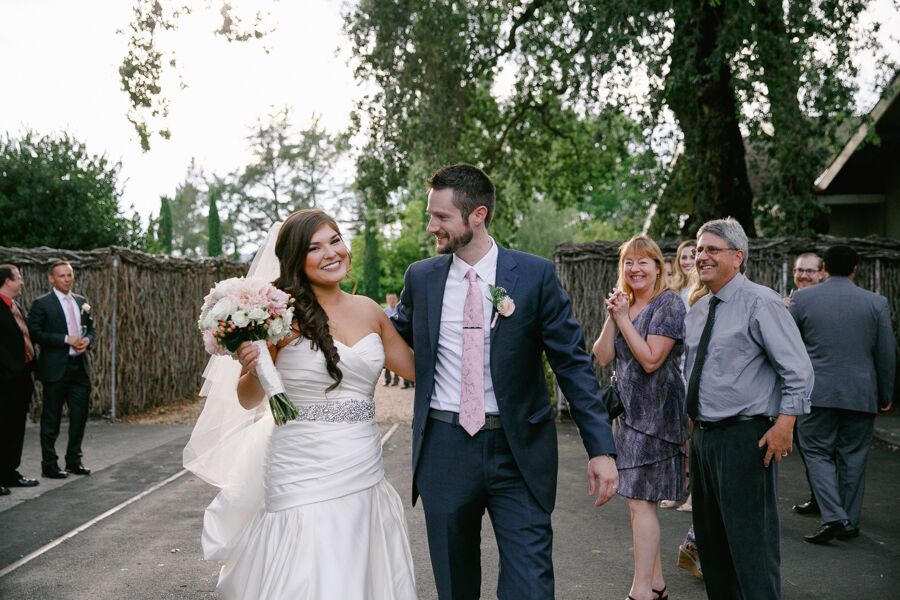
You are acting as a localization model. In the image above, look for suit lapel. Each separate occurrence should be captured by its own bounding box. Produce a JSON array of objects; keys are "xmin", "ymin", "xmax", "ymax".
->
[
  {"xmin": 490, "ymin": 246, "xmax": 518, "ymax": 347},
  {"xmin": 425, "ymin": 255, "xmax": 453, "ymax": 359},
  {"xmin": 49, "ymin": 292, "xmax": 68, "ymax": 329}
]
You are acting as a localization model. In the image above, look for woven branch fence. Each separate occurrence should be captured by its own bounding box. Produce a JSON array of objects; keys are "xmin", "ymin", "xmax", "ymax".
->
[
  {"xmin": 554, "ymin": 235, "xmax": 900, "ymax": 393},
  {"xmin": 0, "ymin": 246, "xmax": 246, "ymax": 419}
]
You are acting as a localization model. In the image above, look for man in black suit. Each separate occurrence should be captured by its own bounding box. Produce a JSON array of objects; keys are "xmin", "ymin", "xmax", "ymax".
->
[
  {"xmin": 26, "ymin": 261, "xmax": 95, "ymax": 479},
  {"xmin": 0, "ymin": 264, "xmax": 39, "ymax": 494}
]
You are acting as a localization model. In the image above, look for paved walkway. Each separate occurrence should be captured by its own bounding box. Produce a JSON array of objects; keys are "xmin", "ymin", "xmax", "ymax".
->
[{"xmin": 1, "ymin": 409, "xmax": 898, "ymax": 598}]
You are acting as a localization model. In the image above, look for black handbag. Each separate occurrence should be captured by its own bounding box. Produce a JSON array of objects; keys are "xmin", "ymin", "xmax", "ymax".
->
[{"xmin": 601, "ymin": 371, "xmax": 624, "ymax": 420}]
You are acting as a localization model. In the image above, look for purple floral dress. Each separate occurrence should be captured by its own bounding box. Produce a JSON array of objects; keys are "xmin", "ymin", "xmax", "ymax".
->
[{"xmin": 613, "ymin": 289, "xmax": 688, "ymax": 501}]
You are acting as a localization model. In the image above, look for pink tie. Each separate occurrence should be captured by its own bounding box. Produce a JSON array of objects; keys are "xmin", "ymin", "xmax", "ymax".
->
[
  {"xmin": 64, "ymin": 296, "xmax": 80, "ymax": 339},
  {"xmin": 459, "ymin": 268, "xmax": 485, "ymax": 436}
]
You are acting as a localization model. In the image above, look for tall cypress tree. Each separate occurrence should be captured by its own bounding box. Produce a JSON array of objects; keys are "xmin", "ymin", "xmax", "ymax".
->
[
  {"xmin": 207, "ymin": 191, "xmax": 222, "ymax": 257},
  {"xmin": 158, "ymin": 196, "xmax": 173, "ymax": 254}
]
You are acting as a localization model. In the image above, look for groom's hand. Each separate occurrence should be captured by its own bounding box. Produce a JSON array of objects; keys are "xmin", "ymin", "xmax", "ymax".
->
[{"xmin": 587, "ymin": 455, "xmax": 618, "ymax": 507}]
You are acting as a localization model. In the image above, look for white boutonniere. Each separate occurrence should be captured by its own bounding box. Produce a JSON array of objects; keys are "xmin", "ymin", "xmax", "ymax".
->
[
  {"xmin": 81, "ymin": 302, "xmax": 91, "ymax": 315},
  {"xmin": 487, "ymin": 284, "xmax": 515, "ymax": 329}
]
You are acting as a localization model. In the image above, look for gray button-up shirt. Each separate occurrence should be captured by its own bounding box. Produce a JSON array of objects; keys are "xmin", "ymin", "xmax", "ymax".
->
[{"xmin": 684, "ymin": 274, "xmax": 813, "ymax": 421}]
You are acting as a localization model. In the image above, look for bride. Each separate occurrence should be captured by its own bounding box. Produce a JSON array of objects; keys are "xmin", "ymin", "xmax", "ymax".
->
[{"xmin": 184, "ymin": 209, "xmax": 417, "ymax": 599}]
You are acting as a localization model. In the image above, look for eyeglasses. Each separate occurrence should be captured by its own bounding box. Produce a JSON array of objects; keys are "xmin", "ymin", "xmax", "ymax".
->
[
  {"xmin": 793, "ymin": 268, "xmax": 821, "ymax": 276},
  {"xmin": 695, "ymin": 245, "xmax": 737, "ymax": 257}
]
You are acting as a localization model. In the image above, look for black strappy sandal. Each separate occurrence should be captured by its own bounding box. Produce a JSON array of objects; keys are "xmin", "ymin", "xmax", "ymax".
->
[{"xmin": 653, "ymin": 585, "xmax": 669, "ymax": 599}]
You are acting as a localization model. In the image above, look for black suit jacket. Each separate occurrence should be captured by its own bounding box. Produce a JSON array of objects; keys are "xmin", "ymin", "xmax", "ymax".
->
[
  {"xmin": 0, "ymin": 300, "xmax": 30, "ymax": 382},
  {"xmin": 27, "ymin": 291, "xmax": 95, "ymax": 383}
]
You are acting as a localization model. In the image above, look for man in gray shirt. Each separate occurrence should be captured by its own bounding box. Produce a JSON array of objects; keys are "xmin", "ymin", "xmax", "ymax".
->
[
  {"xmin": 685, "ymin": 218, "xmax": 813, "ymax": 600},
  {"xmin": 790, "ymin": 245, "xmax": 895, "ymax": 544}
]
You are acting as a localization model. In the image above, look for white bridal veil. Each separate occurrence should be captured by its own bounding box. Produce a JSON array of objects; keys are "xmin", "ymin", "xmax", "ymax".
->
[{"xmin": 182, "ymin": 221, "xmax": 282, "ymax": 560}]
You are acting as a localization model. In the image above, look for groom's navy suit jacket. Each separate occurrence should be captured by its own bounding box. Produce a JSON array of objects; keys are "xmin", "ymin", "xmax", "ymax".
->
[{"xmin": 392, "ymin": 244, "xmax": 616, "ymax": 512}]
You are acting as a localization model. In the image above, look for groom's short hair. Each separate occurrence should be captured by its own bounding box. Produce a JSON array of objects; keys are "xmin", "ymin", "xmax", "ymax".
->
[{"xmin": 427, "ymin": 163, "xmax": 496, "ymax": 227}]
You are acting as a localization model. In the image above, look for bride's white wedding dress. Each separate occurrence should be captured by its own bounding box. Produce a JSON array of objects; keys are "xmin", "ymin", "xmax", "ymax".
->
[{"xmin": 210, "ymin": 332, "xmax": 416, "ymax": 599}]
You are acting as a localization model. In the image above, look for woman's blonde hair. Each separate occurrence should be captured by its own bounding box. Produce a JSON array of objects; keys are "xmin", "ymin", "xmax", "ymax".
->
[
  {"xmin": 616, "ymin": 234, "xmax": 667, "ymax": 304},
  {"xmin": 686, "ymin": 270, "xmax": 709, "ymax": 307},
  {"xmin": 669, "ymin": 239, "xmax": 696, "ymax": 292}
]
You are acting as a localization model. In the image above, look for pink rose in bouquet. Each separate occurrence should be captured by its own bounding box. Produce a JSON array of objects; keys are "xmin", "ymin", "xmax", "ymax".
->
[{"xmin": 198, "ymin": 277, "xmax": 298, "ymax": 425}]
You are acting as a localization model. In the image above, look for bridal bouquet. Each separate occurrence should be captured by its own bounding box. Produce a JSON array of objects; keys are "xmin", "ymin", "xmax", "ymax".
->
[{"xmin": 198, "ymin": 277, "xmax": 299, "ymax": 425}]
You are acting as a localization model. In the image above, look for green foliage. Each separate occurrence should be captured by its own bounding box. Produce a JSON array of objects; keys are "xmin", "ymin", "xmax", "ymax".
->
[
  {"xmin": 168, "ymin": 163, "xmax": 210, "ymax": 256},
  {"xmin": 344, "ymin": 0, "xmax": 896, "ymax": 239},
  {"xmin": 158, "ymin": 196, "xmax": 173, "ymax": 253},
  {"xmin": 118, "ymin": 0, "xmax": 272, "ymax": 151},
  {"xmin": 0, "ymin": 130, "xmax": 140, "ymax": 250},
  {"xmin": 207, "ymin": 189, "xmax": 222, "ymax": 256}
]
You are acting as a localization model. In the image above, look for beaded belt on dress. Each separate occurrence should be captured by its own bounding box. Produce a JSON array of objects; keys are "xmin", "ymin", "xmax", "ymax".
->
[{"xmin": 294, "ymin": 399, "xmax": 375, "ymax": 423}]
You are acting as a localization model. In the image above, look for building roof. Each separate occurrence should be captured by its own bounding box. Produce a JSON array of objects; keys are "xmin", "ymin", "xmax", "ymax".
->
[{"xmin": 814, "ymin": 73, "xmax": 900, "ymax": 193}]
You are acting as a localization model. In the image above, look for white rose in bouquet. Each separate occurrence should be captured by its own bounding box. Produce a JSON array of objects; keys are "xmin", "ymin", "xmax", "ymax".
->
[{"xmin": 198, "ymin": 277, "xmax": 298, "ymax": 425}]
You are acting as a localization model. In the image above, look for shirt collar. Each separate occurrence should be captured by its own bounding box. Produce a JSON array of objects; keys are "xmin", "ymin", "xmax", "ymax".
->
[
  {"xmin": 52, "ymin": 288, "xmax": 73, "ymax": 303},
  {"xmin": 0, "ymin": 293, "xmax": 12, "ymax": 309},
  {"xmin": 450, "ymin": 237, "xmax": 498, "ymax": 283},
  {"xmin": 711, "ymin": 273, "xmax": 744, "ymax": 303}
]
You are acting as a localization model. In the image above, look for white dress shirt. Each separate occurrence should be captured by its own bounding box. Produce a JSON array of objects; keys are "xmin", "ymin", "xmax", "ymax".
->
[
  {"xmin": 53, "ymin": 288, "xmax": 83, "ymax": 356},
  {"xmin": 431, "ymin": 239, "xmax": 499, "ymax": 414}
]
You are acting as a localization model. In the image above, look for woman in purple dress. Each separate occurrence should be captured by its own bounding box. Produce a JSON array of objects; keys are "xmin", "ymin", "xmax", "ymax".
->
[{"xmin": 593, "ymin": 234, "xmax": 687, "ymax": 600}]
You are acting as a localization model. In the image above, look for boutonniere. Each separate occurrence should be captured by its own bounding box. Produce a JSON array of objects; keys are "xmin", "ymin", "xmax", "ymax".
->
[
  {"xmin": 487, "ymin": 284, "xmax": 515, "ymax": 329},
  {"xmin": 81, "ymin": 303, "xmax": 91, "ymax": 315}
]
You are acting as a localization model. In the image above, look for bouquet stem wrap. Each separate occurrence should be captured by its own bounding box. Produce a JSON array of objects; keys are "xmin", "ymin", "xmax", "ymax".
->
[{"xmin": 251, "ymin": 340, "xmax": 298, "ymax": 425}]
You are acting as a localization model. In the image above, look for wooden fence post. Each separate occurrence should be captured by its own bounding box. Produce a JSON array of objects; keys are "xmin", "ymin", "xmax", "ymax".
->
[{"xmin": 110, "ymin": 253, "xmax": 119, "ymax": 422}]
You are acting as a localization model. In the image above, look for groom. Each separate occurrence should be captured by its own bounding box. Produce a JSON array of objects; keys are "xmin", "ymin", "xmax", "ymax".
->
[{"xmin": 392, "ymin": 163, "xmax": 618, "ymax": 599}]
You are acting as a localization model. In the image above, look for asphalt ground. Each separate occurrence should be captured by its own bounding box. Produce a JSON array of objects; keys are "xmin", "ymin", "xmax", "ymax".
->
[{"xmin": 0, "ymin": 420, "xmax": 898, "ymax": 599}]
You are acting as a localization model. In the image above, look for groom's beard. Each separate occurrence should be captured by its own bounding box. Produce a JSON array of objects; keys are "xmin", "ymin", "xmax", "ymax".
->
[{"xmin": 437, "ymin": 227, "xmax": 474, "ymax": 255}]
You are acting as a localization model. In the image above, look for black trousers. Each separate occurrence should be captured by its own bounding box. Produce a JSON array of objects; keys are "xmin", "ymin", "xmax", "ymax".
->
[
  {"xmin": 0, "ymin": 372, "xmax": 33, "ymax": 481},
  {"xmin": 40, "ymin": 359, "xmax": 91, "ymax": 470},
  {"xmin": 691, "ymin": 418, "xmax": 781, "ymax": 600}
]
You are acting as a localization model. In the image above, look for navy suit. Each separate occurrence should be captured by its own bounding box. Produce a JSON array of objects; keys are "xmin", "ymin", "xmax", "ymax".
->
[{"xmin": 392, "ymin": 245, "xmax": 615, "ymax": 599}]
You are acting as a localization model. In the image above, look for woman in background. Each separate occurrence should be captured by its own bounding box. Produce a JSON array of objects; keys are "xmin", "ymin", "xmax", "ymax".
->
[
  {"xmin": 668, "ymin": 240, "xmax": 696, "ymax": 309},
  {"xmin": 593, "ymin": 234, "xmax": 687, "ymax": 600}
]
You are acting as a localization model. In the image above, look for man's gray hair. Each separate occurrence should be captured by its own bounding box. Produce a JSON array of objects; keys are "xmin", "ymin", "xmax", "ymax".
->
[{"xmin": 697, "ymin": 217, "xmax": 749, "ymax": 271}]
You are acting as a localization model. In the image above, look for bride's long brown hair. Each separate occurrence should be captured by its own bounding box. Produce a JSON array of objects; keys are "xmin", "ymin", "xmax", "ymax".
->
[{"xmin": 273, "ymin": 209, "xmax": 344, "ymax": 391}]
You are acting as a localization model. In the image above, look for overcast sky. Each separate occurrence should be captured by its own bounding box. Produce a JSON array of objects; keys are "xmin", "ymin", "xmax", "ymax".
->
[
  {"xmin": 1, "ymin": 0, "xmax": 897, "ymax": 226},
  {"xmin": 0, "ymin": 0, "xmax": 360, "ymax": 222}
]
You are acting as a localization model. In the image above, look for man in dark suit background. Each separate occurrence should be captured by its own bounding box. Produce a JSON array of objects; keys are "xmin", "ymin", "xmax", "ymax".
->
[
  {"xmin": 790, "ymin": 245, "xmax": 896, "ymax": 544},
  {"xmin": 26, "ymin": 261, "xmax": 95, "ymax": 479},
  {"xmin": 0, "ymin": 264, "xmax": 39, "ymax": 494},
  {"xmin": 391, "ymin": 164, "xmax": 617, "ymax": 599}
]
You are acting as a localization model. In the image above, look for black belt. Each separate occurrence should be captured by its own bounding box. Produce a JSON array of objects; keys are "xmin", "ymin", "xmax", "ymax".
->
[
  {"xmin": 695, "ymin": 415, "xmax": 772, "ymax": 430},
  {"xmin": 428, "ymin": 409, "xmax": 503, "ymax": 430}
]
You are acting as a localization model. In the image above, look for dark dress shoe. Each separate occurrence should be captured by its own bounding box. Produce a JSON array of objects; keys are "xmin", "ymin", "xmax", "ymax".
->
[
  {"xmin": 837, "ymin": 525, "xmax": 860, "ymax": 540},
  {"xmin": 805, "ymin": 520, "xmax": 851, "ymax": 544},
  {"xmin": 42, "ymin": 468, "xmax": 68, "ymax": 479},
  {"xmin": 792, "ymin": 498, "xmax": 820, "ymax": 515},
  {"xmin": 0, "ymin": 486, "xmax": 9, "ymax": 495},
  {"xmin": 66, "ymin": 464, "xmax": 91, "ymax": 476},
  {"xmin": 3, "ymin": 475, "xmax": 39, "ymax": 487}
]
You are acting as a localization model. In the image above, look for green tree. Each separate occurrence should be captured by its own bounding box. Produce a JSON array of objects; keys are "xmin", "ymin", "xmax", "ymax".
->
[
  {"xmin": 168, "ymin": 163, "xmax": 209, "ymax": 256},
  {"xmin": 344, "ymin": 1, "xmax": 895, "ymax": 238},
  {"xmin": 158, "ymin": 196, "xmax": 173, "ymax": 253},
  {"xmin": 207, "ymin": 189, "xmax": 222, "ymax": 256},
  {"xmin": 223, "ymin": 108, "xmax": 350, "ymax": 248},
  {"xmin": 0, "ymin": 130, "xmax": 140, "ymax": 250},
  {"xmin": 118, "ymin": 0, "xmax": 273, "ymax": 151}
]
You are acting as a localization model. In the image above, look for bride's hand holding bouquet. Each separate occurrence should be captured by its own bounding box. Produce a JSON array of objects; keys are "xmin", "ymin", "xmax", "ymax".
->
[{"xmin": 198, "ymin": 277, "xmax": 299, "ymax": 425}]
